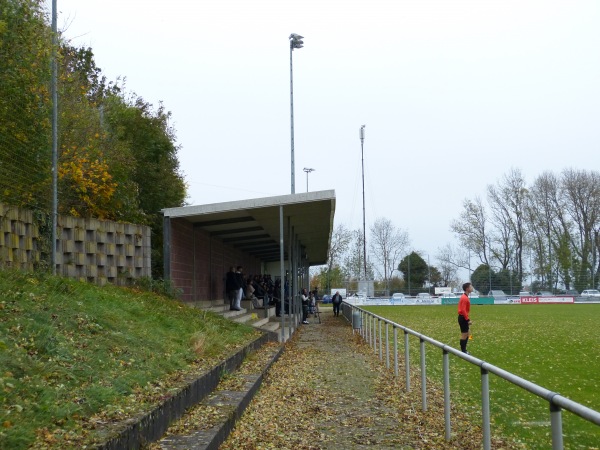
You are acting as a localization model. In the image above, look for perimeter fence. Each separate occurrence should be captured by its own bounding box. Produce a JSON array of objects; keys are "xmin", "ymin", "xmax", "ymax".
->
[{"xmin": 342, "ymin": 302, "xmax": 600, "ymax": 450}]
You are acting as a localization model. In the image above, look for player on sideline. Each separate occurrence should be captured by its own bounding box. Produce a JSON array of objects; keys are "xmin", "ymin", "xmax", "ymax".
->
[{"xmin": 458, "ymin": 282, "xmax": 473, "ymax": 354}]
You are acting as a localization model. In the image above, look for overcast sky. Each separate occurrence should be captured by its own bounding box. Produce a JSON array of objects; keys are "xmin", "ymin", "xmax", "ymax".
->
[{"xmin": 46, "ymin": 0, "xmax": 600, "ymax": 268}]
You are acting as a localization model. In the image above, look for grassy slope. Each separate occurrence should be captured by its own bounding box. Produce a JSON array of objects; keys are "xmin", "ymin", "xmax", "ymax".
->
[
  {"xmin": 0, "ymin": 270, "xmax": 260, "ymax": 449},
  {"xmin": 365, "ymin": 304, "xmax": 600, "ymax": 449}
]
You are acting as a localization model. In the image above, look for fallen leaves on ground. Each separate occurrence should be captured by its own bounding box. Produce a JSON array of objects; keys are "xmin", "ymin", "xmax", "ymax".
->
[{"xmin": 218, "ymin": 313, "xmax": 520, "ymax": 449}]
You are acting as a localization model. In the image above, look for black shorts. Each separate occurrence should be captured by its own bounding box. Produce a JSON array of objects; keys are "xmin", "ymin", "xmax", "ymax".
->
[{"xmin": 458, "ymin": 315, "xmax": 470, "ymax": 333}]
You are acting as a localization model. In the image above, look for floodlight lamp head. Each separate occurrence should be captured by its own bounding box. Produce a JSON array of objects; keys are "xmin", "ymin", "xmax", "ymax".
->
[{"xmin": 289, "ymin": 33, "xmax": 305, "ymax": 49}]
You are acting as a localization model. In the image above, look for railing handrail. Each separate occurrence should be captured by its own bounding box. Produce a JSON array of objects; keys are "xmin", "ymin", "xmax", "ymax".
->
[{"xmin": 346, "ymin": 302, "xmax": 600, "ymax": 448}]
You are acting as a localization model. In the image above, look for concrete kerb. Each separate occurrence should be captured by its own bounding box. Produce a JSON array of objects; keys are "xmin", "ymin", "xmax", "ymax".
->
[
  {"xmin": 158, "ymin": 344, "xmax": 285, "ymax": 450},
  {"xmin": 96, "ymin": 332, "xmax": 279, "ymax": 450}
]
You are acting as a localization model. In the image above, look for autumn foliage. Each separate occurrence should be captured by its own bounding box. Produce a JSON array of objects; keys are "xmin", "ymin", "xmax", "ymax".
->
[{"xmin": 0, "ymin": 0, "xmax": 186, "ymax": 275}]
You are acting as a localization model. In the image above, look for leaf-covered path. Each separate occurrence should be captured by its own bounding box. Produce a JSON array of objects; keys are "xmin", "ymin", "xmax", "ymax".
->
[{"xmin": 220, "ymin": 310, "xmax": 513, "ymax": 450}]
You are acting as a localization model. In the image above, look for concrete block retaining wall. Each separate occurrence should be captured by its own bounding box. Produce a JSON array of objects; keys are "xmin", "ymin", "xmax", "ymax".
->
[{"xmin": 0, "ymin": 203, "xmax": 151, "ymax": 285}]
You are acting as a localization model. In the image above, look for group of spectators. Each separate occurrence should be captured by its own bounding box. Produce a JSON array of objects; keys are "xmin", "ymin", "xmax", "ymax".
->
[
  {"xmin": 245, "ymin": 273, "xmax": 280, "ymax": 308},
  {"xmin": 226, "ymin": 267, "xmax": 327, "ymax": 324},
  {"xmin": 225, "ymin": 267, "xmax": 284, "ymax": 314}
]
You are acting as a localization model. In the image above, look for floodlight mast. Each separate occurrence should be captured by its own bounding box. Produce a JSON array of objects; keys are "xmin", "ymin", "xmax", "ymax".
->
[
  {"xmin": 289, "ymin": 33, "xmax": 304, "ymax": 194},
  {"xmin": 360, "ymin": 125, "xmax": 366, "ymax": 280}
]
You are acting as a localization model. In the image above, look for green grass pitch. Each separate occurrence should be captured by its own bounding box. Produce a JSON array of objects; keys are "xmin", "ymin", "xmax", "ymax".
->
[{"xmin": 363, "ymin": 304, "xmax": 600, "ymax": 449}]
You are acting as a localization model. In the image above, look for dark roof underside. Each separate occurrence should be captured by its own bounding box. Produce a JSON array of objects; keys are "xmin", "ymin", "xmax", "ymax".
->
[{"xmin": 162, "ymin": 190, "xmax": 336, "ymax": 265}]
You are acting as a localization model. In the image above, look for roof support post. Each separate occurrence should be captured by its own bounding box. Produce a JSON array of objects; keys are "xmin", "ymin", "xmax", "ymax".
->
[
  {"xmin": 288, "ymin": 216, "xmax": 294, "ymax": 334},
  {"xmin": 279, "ymin": 206, "xmax": 286, "ymax": 341}
]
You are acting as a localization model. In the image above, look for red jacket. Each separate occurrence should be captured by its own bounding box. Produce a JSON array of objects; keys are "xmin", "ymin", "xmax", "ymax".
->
[{"xmin": 458, "ymin": 294, "xmax": 470, "ymax": 321}]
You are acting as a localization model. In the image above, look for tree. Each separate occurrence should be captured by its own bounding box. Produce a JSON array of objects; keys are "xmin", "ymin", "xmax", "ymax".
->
[
  {"xmin": 0, "ymin": 2, "xmax": 187, "ymax": 276},
  {"xmin": 428, "ymin": 265, "xmax": 444, "ymax": 287},
  {"xmin": 0, "ymin": 0, "xmax": 53, "ymax": 210},
  {"xmin": 450, "ymin": 197, "xmax": 492, "ymax": 266},
  {"xmin": 436, "ymin": 243, "xmax": 469, "ymax": 286},
  {"xmin": 311, "ymin": 266, "xmax": 345, "ymax": 294},
  {"xmin": 495, "ymin": 269, "xmax": 522, "ymax": 295},
  {"xmin": 343, "ymin": 229, "xmax": 375, "ymax": 281},
  {"xmin": 526, "ymin": 172, "xmax": 572, "ymax": 289},
  {"xmin": 561, "ymin": 169, "xmax": 600, "ymax": 289},
  {"xmin": 398, "ymin": 252, "xmax": 428, "ymax": 294},
  {"xmin": 471, "ymin": 264, "xmax": 494, "ymax": 294},
  {"xmin": 103, "ymin": 94, "xmax": 186, "ymax": 277},
  {"xmin": 487, "ymin": 168, "xmax": 528, "ymax": 276},
  {"xmin": 323, "ymin": 224, "xmax": 352, "ymax": 291},
  {"xmin": 369, "ymin": 217, "xmax": 409, "ymax": 294}
]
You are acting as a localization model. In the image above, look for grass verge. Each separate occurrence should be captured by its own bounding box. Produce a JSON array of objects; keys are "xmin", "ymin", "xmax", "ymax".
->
[
  {"xmin": 0, "ymin": 269, "xmax": 260, "ymax": 449},
  {"xmin": 364, "ymin": 303, "xmax": 600, "ymax": 449}
]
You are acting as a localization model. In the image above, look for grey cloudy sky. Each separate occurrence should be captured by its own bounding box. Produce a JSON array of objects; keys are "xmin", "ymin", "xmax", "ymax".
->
[{"xmin": 48, "ymin": 0, "xmax": 600, "ymax": 266}]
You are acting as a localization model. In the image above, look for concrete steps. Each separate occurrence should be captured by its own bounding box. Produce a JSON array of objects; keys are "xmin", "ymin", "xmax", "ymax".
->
[
  {"xmin": 195, "ymin": 299, "xmax": 286, "ymax": 339},
  {"xmin": 153, "ymin": 337, "xmax": 284, "ymax": 450},
  {"xmin": 97, "ymin": 334, "xmax": 280, "ymax": 450}
]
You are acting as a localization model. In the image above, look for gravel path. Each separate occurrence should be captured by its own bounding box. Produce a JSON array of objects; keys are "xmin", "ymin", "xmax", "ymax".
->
[{"xmin": 220, "ymin": 309, "xmax": 513, "ymax": 450}]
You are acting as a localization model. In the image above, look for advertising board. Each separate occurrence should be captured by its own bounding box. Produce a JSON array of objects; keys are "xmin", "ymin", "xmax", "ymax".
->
[{"xmin": 518, "ymin": 296, "xmax": 574, "ymax": 304}]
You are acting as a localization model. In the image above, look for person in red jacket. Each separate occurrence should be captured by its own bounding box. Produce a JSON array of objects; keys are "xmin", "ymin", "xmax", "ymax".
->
[{"xmin": 458, "ymin": 282, "xmax": 474, "ymax": 354}]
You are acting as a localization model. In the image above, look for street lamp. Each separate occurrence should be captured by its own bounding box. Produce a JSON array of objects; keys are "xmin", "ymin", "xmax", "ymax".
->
[
  {"xmin": 303, "ymin": 167, "xmax": 315, "ymax": 192},
  {"xmin": 289, "ymin": 33, "xmax": 304, "ymax": 194}
]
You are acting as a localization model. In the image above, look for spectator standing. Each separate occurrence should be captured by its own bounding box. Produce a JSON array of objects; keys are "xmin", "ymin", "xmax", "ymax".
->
[
  {"xmin": 225, "ymin": 266, "xmax": 239, "ymax": 310},
  {"xmin": 308, "ymin": 291, "xmax": 316, "ymax": 315},
  {"xmin": 233, "ymin": 266, "xmax": 245, "ymax": 311},
  {"xmin": 458, "ymin": 282, "xmax": 473, "ymax": 354},
  {"xmin": 301, "ymin": 288, "xmax": 309, "ymax": 324},
  {"xmin": 331, "ymin": 291, "xmax": 343, "ymax": 317}
]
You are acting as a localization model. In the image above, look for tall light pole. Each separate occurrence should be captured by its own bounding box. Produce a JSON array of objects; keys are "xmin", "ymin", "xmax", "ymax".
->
[
  {"xmin": 360, "ymin": 125, "xmax": 367, "ymax": 280},
  {"xmin": 289, "ymin": 33, "xmax": 304, "ymax": 194},
  {"xmin": 303, "ymin": 167, "xmax": 315, "ymax": 192},
  {"xmin": 51, "ymin": 0, "xmax": 58, "ymax": 275}
]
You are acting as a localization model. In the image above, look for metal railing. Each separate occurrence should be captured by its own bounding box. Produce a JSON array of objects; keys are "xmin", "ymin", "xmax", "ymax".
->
[{"xmin": 344, "ymin": 302, "xmax": 600, "ymax": 450}]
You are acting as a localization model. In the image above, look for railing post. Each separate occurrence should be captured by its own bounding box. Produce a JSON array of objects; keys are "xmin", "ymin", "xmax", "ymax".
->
[
  {"xmin": 372, "ymin": 315, "xmax": 376, "ymax": 350},
  {"xmin": 385, "ymin": 322, "xmax": 390, "ymax": 369},
  {"xmin": 379, "ymin": 318, "xmax": 383, "ymax": 361},
  {"xmin": 481, "ymin": 367, "xmax": 491, "ymax": 450},
  {"xmin": 404, "ymin": 330, "xmax": 410, "ymax": 392},
  {"xmin": 371, "ymin": 315, "xmax": 375, "ymax": 350},
  {"xmin": 393, "ymin": 325, "xmax": 398, "ymax": 378},
  {"xmin": 362, "ymin": 310, "xmax": 366, "ymax": 339},
  {"xmin": 443, "ymin": 349, "xmax": 451, "ymax": 441},
  {"xmin": 420, "ymin": 338, "xmax": 427, "ymax": 411},
  {"xmin": 550, "ymin": 402, "xmax": 564, "ymax": 450}
]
